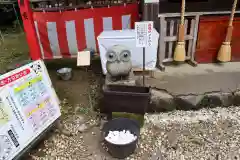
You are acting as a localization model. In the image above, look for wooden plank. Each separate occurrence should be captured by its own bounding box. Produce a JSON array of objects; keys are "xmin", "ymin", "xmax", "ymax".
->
[
  {"xmin": 158, "ymin": 10, "xmax": 240, "ymax": 18},
  {"xmin": 132, "ymin": 68, "xmax": 149, "ymax": 71},
  {"xmin": 132, "ymin": 68, "xmax": 151, "ymax": 76},
  {"xmin": 162, "ymin": 56, "xmax": 191, "ymax": 63},
  {"xmin": 168, "ymin": 20, "xmax": 174, "ymax": 58},
  {"xmin": 154, "ymin": 4, "xmax": 160, "ymax": 30},
  {"xmin": 143, "ymin": 3, "xmax": 148, "ymax": 21},
  {"xmin": 153, "ymin": 3, "xmax": 159, "ymax": 28},
  {"xmin": 191, "ymin": 15, "xmax": 199, "ymax": 61},
  {"xmin": 158, "ymin": 16, "xmax": 166, "ymax": 71},
  {"xmin": 151, "ymin": 3, "xmax": 154, "ymax": 21},
  {"xmin": 184, "ymin": 19, "xmax": 188, "ymax": 35},
  {"xmin": 164, "ymin": 35, "xmax": 193, "ymax": 42},
  {"xmin": 159, "ymin": 17, "xmax": 166, "ymax": 60},
  {"xmin": 187, "ymin": 19, "xmax": 195, "ymax": 57}
]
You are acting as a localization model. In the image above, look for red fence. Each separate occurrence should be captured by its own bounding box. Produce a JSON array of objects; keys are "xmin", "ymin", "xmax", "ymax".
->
[{"xmin": 18, "ymin": 0, "xmax": 139, "ymax": 60}]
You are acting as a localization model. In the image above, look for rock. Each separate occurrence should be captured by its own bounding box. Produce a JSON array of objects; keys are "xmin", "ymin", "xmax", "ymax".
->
[
  {"xmin": 100, "ymin": 119, "xmax": 107, "ymax": 130},
  {"xmin": 61, "ymin": 129, "xmax": 72, "ymax": 136},
  {"xmin": 167, "ymin": 131, "xmax": 178, "ymax": 147},
  {"xmin": 150, "ymin": 150, "xmax": 164, "ymax": 160},
  {"xmin": 174, "ymin": 95, "xmax": 204, "ymax": 110},
  {"xmin": 199, "ymin": 93, "xmax": 222, "ymax": 108},
  {"xmin": 74, "ymin": 115, "xmax": 85, "ymax": 124},
  {"xmin": 78, "ymin": 123, "xmax": 88, "ymax": 133},
  {"xmin": 219, "ymin": 93, "xmax": 234, "ymax": 107},
  {"xmin": 149, "ymin": 89, "xmax": 175, "ymax": 112},
  {"xmin": 233, "ymin": 91, "xmax": 240, "ymax": 105},
  {"xmin": 55, "ymin": 120, "xmax": 72, "ymax": 136}
]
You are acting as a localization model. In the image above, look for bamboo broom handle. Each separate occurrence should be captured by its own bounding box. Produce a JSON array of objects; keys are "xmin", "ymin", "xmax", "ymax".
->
[
  {"xmin": 178, "ymin": 0, "xmax": 186, "ymax": 42},
  {"xmin": 229, "ymin": 0, "xmax": 238, "ymax": 26},
  {"xmin": 181, "ymin": 0, "xmax": 185, "ymax": 25},
  {"xmin": 225, "ymin": 0, "xmax": 238, "ymax": 42}
]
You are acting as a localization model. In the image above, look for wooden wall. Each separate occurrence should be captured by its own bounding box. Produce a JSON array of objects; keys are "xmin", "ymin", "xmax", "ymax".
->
[
  {"xmin": 195, "ymin": 15, "xmax": 240, "ymax": 63},
  {"xmin": 158, "ymin": 0, "xmax": 240, "ymax": 13}
]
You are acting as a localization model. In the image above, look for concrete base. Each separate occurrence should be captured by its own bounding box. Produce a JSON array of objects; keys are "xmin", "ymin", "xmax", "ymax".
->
[{"xmin": 105, "ymin": 62, "xmax": 240, "ymax": 112}]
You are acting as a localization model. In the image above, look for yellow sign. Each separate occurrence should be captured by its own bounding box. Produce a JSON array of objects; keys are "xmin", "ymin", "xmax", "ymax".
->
[{"xmin": 14, "ymin": 76, "xmax": 42, "ymax": 93}]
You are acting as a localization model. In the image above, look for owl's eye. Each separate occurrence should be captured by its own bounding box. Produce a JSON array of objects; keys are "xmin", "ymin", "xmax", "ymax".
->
[
  {"xmin": 123, "ymin": 53, "xmax": 128, "ymax": 58},
  {"xmin": 106, "ymin": 51, "xmax": 117, "ymax": 62},
  {"xmin": 120, "ymin": 50, "xmax": 131, "ymax": 62},
  {"xmin": 109, "ymin": 54, "xmax": 114, "ymax": 59}
]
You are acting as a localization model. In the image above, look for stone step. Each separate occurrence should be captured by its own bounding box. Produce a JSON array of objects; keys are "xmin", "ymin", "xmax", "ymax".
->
[
  {"xmin": 137, "ymin": 63, "xmax": 240, "ymax": 112},
  {"xmin": 142, "ymin": 63, "xmax": 240, "ymax": 96},
  {"xmin": 141, "ymin": 71, "xmax": 240, "ymax": 95}
]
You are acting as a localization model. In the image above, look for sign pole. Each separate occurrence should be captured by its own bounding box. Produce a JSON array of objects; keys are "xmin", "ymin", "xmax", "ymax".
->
[{"xmin": 143, "ymin": 47, "xmax": 145, "ymax": 86}]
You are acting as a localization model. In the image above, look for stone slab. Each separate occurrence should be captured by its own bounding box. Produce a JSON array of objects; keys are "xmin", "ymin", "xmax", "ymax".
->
[{"xmin": 139, "ymin": 62, "xmax": 240, "ymax": 96}]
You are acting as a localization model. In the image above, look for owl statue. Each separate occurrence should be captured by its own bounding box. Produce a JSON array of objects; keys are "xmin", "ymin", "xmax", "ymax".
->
[{"xmin": 106, "ymin": 45, "xmax": 132, "ymax": 77}]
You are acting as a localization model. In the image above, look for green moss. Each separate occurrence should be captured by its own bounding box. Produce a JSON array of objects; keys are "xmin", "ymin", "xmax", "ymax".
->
[{"xmin": 112, "ymin": 112, "xmax": 144, "ymax": 127}]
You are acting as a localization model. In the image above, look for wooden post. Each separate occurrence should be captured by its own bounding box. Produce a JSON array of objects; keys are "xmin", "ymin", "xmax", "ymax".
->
[
  {"xmin": 158, "ymin": 16, "xmax": 166, "ymax": 71},
  {"xmin": 168, "ymin": 20, "xmax": 174, "ymax": 58},
  {"xmin": 188, "ymin": 14, "xmax": 199, "ymax": 66},
  {"xmin": 18, "ymin": 0, "xmax": 42, "ymax": 60}
]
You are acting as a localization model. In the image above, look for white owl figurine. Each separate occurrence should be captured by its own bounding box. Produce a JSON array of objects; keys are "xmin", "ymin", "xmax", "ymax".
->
[{"xmin": 106, "ymin": 45, "xmax": 132, "ymax": 77}]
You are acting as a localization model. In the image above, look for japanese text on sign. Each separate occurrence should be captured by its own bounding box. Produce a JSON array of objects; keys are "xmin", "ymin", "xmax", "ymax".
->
[
  {"xmin": 0, "ymin": 69, "xmax": 30, "ymax": 87},
  {"xmin": 135, "ymin": 21, "xmax": 153, "ymax": 48}
]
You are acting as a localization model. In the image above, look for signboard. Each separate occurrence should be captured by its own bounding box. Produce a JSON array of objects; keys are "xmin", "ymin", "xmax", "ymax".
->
[
  {"xmin": 0, "ymin": 60, "xmax": 61, "ymax": 160},
  {"xmin": 135, "ymin": 21, "xmax": 153, "ymax": 48}
]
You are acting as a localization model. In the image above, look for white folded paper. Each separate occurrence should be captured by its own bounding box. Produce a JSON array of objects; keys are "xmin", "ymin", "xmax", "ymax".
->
[{"xmin": 77, "ymin": 51, "xmax": 90, "ymax": 66}]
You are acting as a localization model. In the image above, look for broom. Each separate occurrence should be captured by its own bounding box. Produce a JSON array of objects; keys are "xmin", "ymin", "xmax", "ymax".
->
[
  {"xmin": 173, "ymin": 0, "xmax": 186, "ymax": 62},
  {"xmin": 217, "ymin": 0, "xmax": 238, "ymax": 62}
]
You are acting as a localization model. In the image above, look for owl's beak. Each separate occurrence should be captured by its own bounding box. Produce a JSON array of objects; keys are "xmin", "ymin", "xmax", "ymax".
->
[{"xmin": 116, "ymin": 57, "xmax": 121, "ymax": 63}]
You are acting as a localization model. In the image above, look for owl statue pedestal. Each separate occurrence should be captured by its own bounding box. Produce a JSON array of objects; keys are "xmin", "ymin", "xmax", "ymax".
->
[
  {"xmin": 105, "ymin": 71, "xmax": 136, "ymax": 86},
  {"xmin": 106, "ymin": 73, "xmax": 130, "ymax": 82}
]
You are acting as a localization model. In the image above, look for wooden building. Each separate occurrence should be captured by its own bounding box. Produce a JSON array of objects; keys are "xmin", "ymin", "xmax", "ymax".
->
[
  {"xmin": 145, "ymin": 0, "xmax": 240, "ymax": 69},
  {"xmin": 158, "ymin": 0, "xmax": 240, "ymax": 13}
]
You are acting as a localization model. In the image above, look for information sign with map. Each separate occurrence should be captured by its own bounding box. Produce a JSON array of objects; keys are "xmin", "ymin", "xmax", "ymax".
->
[{"xmin": 0, "ymin": 60, "xmax": 61, "ymax": 160}]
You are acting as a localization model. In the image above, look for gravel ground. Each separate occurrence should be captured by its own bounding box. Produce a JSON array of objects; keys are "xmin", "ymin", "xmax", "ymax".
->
[
  {"xmin": 141, "ymin": 106, "xmax": 240, "ymax": 160},
  {"xmin": 25, "ymin": 106, "xmax": 240, "ymax": 160}
]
